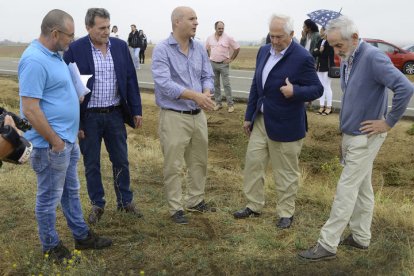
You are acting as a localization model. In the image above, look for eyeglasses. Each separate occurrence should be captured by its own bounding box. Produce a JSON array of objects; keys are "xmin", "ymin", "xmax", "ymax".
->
[{"xmin": 52, "ymin": 29, "xmax": 75, "ymax": 39}]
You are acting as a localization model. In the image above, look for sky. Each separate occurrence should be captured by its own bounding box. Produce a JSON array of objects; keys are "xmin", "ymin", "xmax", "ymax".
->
[{"xmin": 1, "ymin": 0, "xmax": 413, "ymax": 46}]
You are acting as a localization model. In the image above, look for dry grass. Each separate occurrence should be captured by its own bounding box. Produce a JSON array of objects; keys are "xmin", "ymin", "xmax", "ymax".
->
[{"xmin": 0, "ymin": 74, "xmax": 413, "ymax": 275}]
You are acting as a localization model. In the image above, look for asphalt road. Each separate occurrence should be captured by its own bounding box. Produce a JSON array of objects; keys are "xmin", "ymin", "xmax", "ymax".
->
[{"xmin": 1, "ymin": 57, "xmax": 413, "ymax": 117}]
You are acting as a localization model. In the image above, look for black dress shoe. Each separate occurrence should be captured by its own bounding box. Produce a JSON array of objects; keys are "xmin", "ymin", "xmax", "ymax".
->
[
  {"xmin": 233, "ymin": 207, "xmax": 260, "ymax": 219},
  {"xmin": 339, "ymin": 234, "xmax": 368, "ymax": 250},
  {"xmin": 276, "ymin": 216, "xmax": 293, "ymax": 229}
]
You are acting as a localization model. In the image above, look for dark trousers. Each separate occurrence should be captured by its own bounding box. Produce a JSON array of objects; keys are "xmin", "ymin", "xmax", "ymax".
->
[
  {"xmin": 139, "ymin": 49, "xmax": 145, "ymax": 64},
  {"xmin": 79, "ymin": 109, "xmax": 133, "ymax": 208}
]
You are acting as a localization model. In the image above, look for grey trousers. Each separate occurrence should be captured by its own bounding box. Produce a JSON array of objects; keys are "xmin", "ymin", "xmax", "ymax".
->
[{"xmin": 211, "ymin": 61, "xmax": 233, "ymax": 105}]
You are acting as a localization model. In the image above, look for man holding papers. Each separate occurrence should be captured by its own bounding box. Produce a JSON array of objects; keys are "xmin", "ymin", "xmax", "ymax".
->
[{"xmin": 64, "ymin": 8, "xmax": 143, "ymax": 224}]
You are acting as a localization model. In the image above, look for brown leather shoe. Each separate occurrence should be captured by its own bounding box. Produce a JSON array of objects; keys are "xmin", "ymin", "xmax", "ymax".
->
[
  {"xmin": 118, "ymin": 202, "xmax": 143, "ymax": 218},
  {"xmin": 88, "ymin": 205, "xmax": 104, "ymax": 225}
]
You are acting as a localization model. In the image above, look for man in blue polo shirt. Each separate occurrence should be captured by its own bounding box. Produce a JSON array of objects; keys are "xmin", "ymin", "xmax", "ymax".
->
[{"xmin": 19, "ymin": 9, "xmax": 111, "ymax": 263}]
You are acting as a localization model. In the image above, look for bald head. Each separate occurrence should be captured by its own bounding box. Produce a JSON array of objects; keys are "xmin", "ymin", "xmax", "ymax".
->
[
  {"xmin": 171, "ymin": 6, "xmax": 193, "ymax": 29},
  {"xmin": 41, "ymin": 9, "xmax": 73, "ymax": 37}
]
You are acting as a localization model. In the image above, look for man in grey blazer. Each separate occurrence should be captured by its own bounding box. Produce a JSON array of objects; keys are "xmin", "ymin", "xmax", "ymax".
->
[{"xmin": 298, "ymin": 16, "xmax": 413, "ymax": 262}]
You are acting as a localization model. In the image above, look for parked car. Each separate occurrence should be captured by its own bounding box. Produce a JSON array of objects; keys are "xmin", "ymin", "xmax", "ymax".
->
[
  {"xmin": 364, "ymin": 38, "xmax": 414, "ymax": 75},
  {"xmin": 402, "ymin": 44, "xmax": 414, "ymax": 52}
]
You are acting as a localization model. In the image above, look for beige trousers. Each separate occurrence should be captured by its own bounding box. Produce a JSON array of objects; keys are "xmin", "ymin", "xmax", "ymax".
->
[
  {"xmin": 159, "ymin": 109, "xmax": 208, "ymax": 215},
  {"xmin": 318, "ymin": 133, "xmax": 386, "ymax": 253},
  {"xmin": 244, "ymin": 114, "xmax": 303, "ymax": 217}
]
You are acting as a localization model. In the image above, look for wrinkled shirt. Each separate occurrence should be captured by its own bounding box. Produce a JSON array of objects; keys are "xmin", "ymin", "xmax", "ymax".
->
[
  {"xmin": 206, "ymin": 32, "xmax": 240, "ymax": 62},
  {"xmin": 152, "ymin": 34, "xmax": 214, "ymax": 111}
]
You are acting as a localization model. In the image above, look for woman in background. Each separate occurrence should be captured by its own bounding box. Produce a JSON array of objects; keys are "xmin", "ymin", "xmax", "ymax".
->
[
  {"xmin": 312, "ymin": 27, "xmax": 335, "ymax": 115},
  {"xmin": 110, "ymin": 25, "xmax": 119, "ymax": 38}
]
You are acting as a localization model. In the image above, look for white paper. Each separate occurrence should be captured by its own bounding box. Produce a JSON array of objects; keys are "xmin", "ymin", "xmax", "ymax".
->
[{"xmin": 68, "ymin": 62, "xmax": 92, "ymax": 99}]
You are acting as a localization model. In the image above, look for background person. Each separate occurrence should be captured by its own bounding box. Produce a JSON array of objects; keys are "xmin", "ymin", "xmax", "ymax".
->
[
  {"xmin": 128, "ymin": 24, "xmax": 141, "ymax": 69},
  {"xmin": 300, "ymin": 19, "xmax": 320, "ymax": 56},
  {"xmin": 152, "ymin": 6, "xmax": 215, "ymax": 224},
  {"xmin": 312, "ymin": 26, "xmax": 335, "ymax": 115},
  {"xmin": 64, "ymin": 8, "xmax": 143, "ymax": 225},
  {"xmin": 19, "ymin": 9, "xmax": 112, "ymax": 262},
  {"xmin": 138, "ymin": 29, "xmax": 147, "ymax": 64},
  {"xmin": 298, "ymin": 16, "xmax": 414, "ymax": 262},
  {"xmin": 110, "ymin": 25, "xmax": 119, "ymax": 37},
  {"xmin": 206, "ymin": 21, "xmax": 240, "ymax": 113},
  {"xmin": 233, "ymin": 14, "xmax": 323, "ymax": 229}
]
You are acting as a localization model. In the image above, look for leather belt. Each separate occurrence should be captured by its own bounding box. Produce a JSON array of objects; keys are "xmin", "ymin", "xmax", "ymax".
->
[
  {"xmin": 166, "ymin": 108, "xmax": 201, "ymax": 115},
  {"xmin": 87, "ymin": 105, "xmax": 121, "ymax": 113}
]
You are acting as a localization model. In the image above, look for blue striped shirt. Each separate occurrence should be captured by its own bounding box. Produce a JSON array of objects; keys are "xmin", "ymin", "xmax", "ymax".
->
[
  {"xmin": 88, "ymin": 39, "xmax": 120, "ymax": 108},
  {"xmin": 151, "ymin": 34, "xmax": 214, "ymax": 110}
]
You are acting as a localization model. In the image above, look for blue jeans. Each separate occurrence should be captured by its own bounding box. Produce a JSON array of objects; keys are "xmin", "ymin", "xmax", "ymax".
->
[
  {"xmin": 129, "ymin": 47, "xmax": 141, "ymax": 69},
  {"xmin": 80, "ymin": 109, "xmax": 133, "ymax": 209},
  {"xmin": 30, "ymin": 142, "xmax": 89, "ymax": 251}
]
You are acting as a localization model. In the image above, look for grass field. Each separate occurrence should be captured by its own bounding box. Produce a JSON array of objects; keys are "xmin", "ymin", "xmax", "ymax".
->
[{"xmin": 0, "ymin": 44, "xmax": 413, "ymax": 275}]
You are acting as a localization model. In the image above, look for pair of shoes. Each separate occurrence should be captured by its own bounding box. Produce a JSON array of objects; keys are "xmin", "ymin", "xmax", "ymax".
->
[
  {"xmin": 117, "ymin": 202, "xmax": 144, "ymax": 218},
  {"xmin": 322, "ymin": 107, "xmax": 332, "ymax": 115},
  {"xmin": 276, "ymin": 216, "xmax": 293, "ymax": 229},
  {"xmin": 316, "ymin": 107, "xmax": 325, "ymax": 115},
  {"xmin": 339, "ymin": 234, "xmax": 368, "ymax": 250},
  {"xmin": 228, "ymin": 105, "xmax": 235, "ymax": 113},
  {"xmin": 213, "ymin": 103, "xmax": 223, "ymax": 111},
  {"xmin": 88, "ymin": 205, "xmax": 104, "ymax": 225},
  {"xmin": 233, "ymin": 207, "xmax": 260, "ymax": 219},
  {"xmin": 43, "ymin": 241, "xmax": 76, "ymax": 264},
  {"xmin": 74, "ymin": 230, "xmax": 112, "ymax": 250},
  {"xmin": 297, "ymin": 243, "xmax": 336, "ymax": 262},
  {"xmin": 187, "ymin": 200, "xmax": 212, "ymax": 213},
  {"xmin": 171, "ymin": 210, "xmax": 188, "ymax": 224}
]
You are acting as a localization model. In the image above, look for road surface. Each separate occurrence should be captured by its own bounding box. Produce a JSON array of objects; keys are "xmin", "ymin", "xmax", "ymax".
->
[{"xmin": 1, "ymin": 57, "xmax": 413, "ymax": 117}]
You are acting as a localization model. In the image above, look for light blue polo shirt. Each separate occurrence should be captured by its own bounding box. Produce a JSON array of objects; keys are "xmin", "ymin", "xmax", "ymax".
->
[{"xmin": 18, "ymin": 39, "xmax": 79, "ymax": 148}]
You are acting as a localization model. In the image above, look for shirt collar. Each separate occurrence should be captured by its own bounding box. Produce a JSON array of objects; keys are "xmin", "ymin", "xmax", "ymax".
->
[
  {"xmin": 88, "ymin": 36, "xmax": 111, "ymax": 51},
  {"xmin": 269, "ymin": 39, "xmax": 292, "ymax": 57},
  {"xmin": 168, "ymin": 33, "xmax": 195, "ymax": 49},
  {"xmin": 347, "ymin": 38, "xmax": 363, "ymax": 63},
  {"xmin": 32, "ymin": 39, "xmax": 62, "ymax": 60}
]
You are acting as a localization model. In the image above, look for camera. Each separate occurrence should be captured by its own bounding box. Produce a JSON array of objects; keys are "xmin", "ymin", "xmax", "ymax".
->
[
  {"xmin": 0, "ymin": 107, "xmax": 32, "ymax": 132},
  {"xmin": 0, "ymin": 107, "xmax": 33, "ymax": 167}
]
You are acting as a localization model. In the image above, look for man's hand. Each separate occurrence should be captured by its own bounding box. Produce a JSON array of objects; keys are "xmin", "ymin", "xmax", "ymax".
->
[
  {"xmin": 280, "ymin": 77, "xmax": 294, "ymax": 98},
  {"xmin": 133, "ymin": 115, "xmax": 143, "ymax": 129},
  {"xmin": 78, "ymin": 130, "xmax": 85, "ymax": 140},
  {"xmin": 243, "ymin": 121, "xmax": 252, "ymax": 137},
  {"xmin": 195, "ymin": 92, "xmax": 215, "ymax": 111},
  {"xmin": 50, "ymin": 138, "xmax": 65, "ymax": 153},
  {"xmin": 360, "ymin": 120, "xmax": 390, "ymax": 136}
]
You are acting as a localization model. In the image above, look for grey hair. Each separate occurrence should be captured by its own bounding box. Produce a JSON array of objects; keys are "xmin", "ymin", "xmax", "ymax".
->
[
  {"xmin": 269, "ymin": 14, "xmax": 294, "ymax": 34},
  {"xmin": 85, "ymin": 8, "xmax": 110, "ymax": 27},
  {"xmin": 40, "ymin": 9, "xmax": 73, "ymax": 37},
  {"xmin": 325, "ymin": 16, "xmax": 359, "ymax": 40}
]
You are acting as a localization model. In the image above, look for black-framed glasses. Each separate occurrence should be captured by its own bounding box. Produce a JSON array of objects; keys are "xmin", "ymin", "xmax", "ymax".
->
[{"xmin": 52, "ymin": 29, "xmax": 75, "ymax": 39}]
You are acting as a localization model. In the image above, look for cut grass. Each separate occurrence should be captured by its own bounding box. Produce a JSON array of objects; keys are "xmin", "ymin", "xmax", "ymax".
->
[{"xmin": 0, "ymin": 66, "xmax": 413, "ymax": 274}]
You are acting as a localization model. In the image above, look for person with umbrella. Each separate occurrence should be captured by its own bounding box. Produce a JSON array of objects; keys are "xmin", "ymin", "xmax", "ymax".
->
[{"xmin": 300, "ymin": 19, "xmax": 320, "ymax": 57}]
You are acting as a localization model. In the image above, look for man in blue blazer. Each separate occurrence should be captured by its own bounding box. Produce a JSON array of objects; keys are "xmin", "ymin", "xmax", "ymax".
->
[
  {"xmin": 64, "ymin": 8, "xmax": 143, "ymax": 224},
  {"xmin": 233, "ymin": 14, "xmax": 323, "ymax": 229}
]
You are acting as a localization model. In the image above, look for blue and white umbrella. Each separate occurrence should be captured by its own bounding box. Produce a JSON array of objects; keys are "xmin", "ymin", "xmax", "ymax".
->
[{"xmin": 307, "ymin": 9, "xmax": 342, "ymax": 27}]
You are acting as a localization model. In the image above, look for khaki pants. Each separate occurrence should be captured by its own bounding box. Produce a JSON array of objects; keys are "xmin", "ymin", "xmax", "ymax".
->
[
  {"xmin": 244, "ymin": 114, "xmax": 303, "ymax": 217},
  {"xmin": 159, "ymin": 109, "xmax": 208, "ymax": 215},
  {"xmin": 318, "ymin": 133, "xmax": 386, "ymax": 253}
]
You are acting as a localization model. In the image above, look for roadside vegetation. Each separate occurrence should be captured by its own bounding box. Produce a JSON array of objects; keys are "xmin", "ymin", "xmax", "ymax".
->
[{"xmin": 0, "ymin": 45, "xmax": 413, "ymax": 275}]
